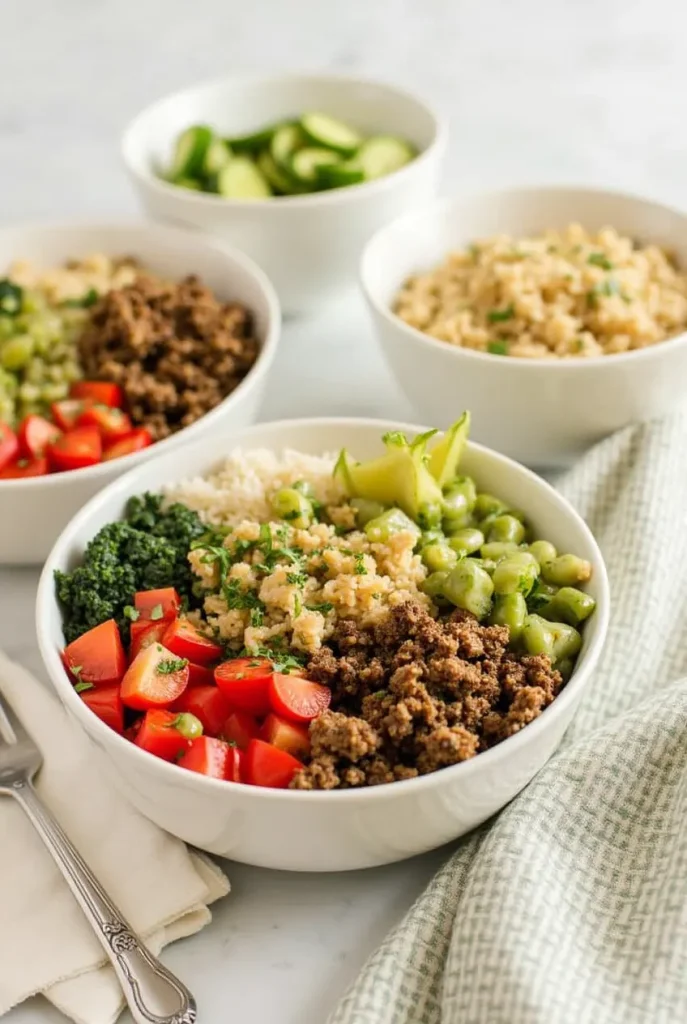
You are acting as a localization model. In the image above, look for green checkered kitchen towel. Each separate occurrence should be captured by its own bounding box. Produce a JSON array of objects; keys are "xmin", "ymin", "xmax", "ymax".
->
[{"xmin": 330, "ymin": 413, "xmax": 687, "ymax": 1024}]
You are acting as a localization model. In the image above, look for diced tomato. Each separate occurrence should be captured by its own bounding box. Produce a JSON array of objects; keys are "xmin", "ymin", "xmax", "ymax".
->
[
  {"xmin": 77, "ymin": 404, "xmax": 133, "ymax": 444},
  {"xmin": 0, "ymin": 422, "xmax": 19, "ymax": 472},
  {"xmin": 17, "ymin": 415, "xmax": 61, "ymax": 459},
  {"xmin": 268, "ymin": 673, "xmax": 331, "ymax": 724},
  {"xmin": 134, "ymin": 709, "xmax": 192, "ymax": 762},
  {"xmin": 178, "ymin": 736, "xmax": 239, "ymax": 780},
  {"xmin": 51, "ymin": 399, "xmax": 87, "ymax": 431},
  {"xmin": 0, "ymin": 456, "xmax": 48, "ymax": 479},
  {"xmin": 134, "ymin": 588, "xmax": 180, "ymax": 622},
  {"xmin": 260, "ymin": 713, "xmax": 311, "ymax": 760},
  {"xmin": 63, "ymin": 619, "xmax": 127, "ymax": 687},
  {"xmin": 222, "ymin": 710, "xmax": 259, "ymax": 750},
  {"xmin": 244, "ymin": 738, "xmax": 302, "ymax": 789},
  {"xmin": 128, "ymin": 619, "xmax": 168, "ymax": 661},
  {"xmin": 124, "ymin": 717, "xmax": 143, "ymax": 742},
  {"xmin": 187, "ymin": 662, "xmax": 215, "ymax": 687},
  {"xmin": 80, "ymin": 684, "xmax": 124, "ymax": 734},
  {"xmin": 214, "ymin": 657, "xmax": 273, "ymax": 716},
  {"xmin": 47, "ymin": 426, "xmax": 102, "ymax": 472},
  {"xmin": 70, "ymin": 380, "xmax": 124, "ymax": 408},
  {"xmin": 102, "ymin": 428, "xmax": 153, "ymax": 462},
  {"xmin": 120, "ymin": 642, "xmax": 189, "ymax": 711},
  {"xmin": 171, "ymin": 685, "xmax": 230, "ymax": 737},
  {"xmin": 225, "ymin": 745, "xmax": 243, "ymax": 782},
  {"xmin": 162, "ymin": 618, "xmax": 223, "ymax": 665}
]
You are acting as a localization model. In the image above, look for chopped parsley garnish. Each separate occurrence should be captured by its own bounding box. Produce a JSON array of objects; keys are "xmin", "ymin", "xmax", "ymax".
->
[
  {"xmin": 307, "ymin": 602, "xmax": 334, "ymax": 614},
  {"xmin": 587, "ymin": 278, "xmax": 620, "ymax": 306},
  {"xmin": 74, "ymin": 680, "xmax": 94, "ymax": 693},
  {"xmin": 156, "ymin": 657, "xmax": 188, "ymax": 675},
  {"xmin": 69, "ymin": 664, "xmax": 83, "ymax": 680},
  {"xmin": 241, "ymin": 643, "xmax": 306, "ymax": 674},
  {"xmin": 467, "ymin": 244, "xmax": 480, "ymax": 261},
  {"xmin": 293, "ymin": 593, "xmax": 302, "ymax": 617},
  {"xmin": 587, "ymin": 252, "xmax": 614, "ymax": 270},
  {"xmin": 487, "ymin": 304, "xmax": 515, "ymax": 323},
  {"xmin": 286, "ymin": 571, "xmax": 308, "ymax": 586},
  {"xmin": 149, "ymin": 603, "xmax": 164, "ymax": 621},
  {"xmin": 123, "ymin": 605, "xmax": 140, "ymax": 621},
  {"xmin": 487, "ymin": 341, "xmax": 509, "ymax": 356},
  {"xmin": 249, "ymin": 607, "xmax": 264, "ymax": 627},
  {"xmin": 354, "ymin": 552, "xmax": 367, "ymax": 575},
  {"xmin": 62, "ymin": 287, "xmax": 99, "ymax": 308},
  {"xmin": 224, "ymin": 577, "xmax": 262, "ymax": 611}
]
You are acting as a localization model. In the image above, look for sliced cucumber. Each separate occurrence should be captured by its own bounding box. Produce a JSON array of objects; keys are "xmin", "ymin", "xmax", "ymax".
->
[
  {"xmin": 225, "ymin": 124, "xmax": 277, "ymax": 153},
  {"xmin": 290, "ymin": 147, "xmax": 341, "ymax": 186},
  {"xmin": 271, "ymin": 123, "xmax": 306, "ymax": 171},
  {"xmin": 203, "ymin": 137, "xmax": 231, "ymax": 177},
  {"xmin": 169, "ymin": 125, "xmax": 213, "ymax": 179},
  {"xmin": 215, "ymin": 157, "xmax": 272, "ymax": 199},
  {"xmin": 356, "ymin": 135, "xmax": 417, "ymax": 180},
  {"xmin": 257, "ymin": 150, "xmax": 303, "ymax": 195},
  {"xmin": 300, "ymin": 113, "xmax": 362, "ymax": 156},
  {"xmin": 318, "ymin": 159, "xmax": 365, "ymax": 188}
]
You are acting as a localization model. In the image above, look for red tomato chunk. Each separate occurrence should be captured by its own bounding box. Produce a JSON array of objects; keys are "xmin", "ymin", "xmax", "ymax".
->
[
  {"xmin": 187, "ymin": 662, "xmax": 215, "ymax": 688},
  {"xmin": 77, "ymin": 404, "xmax": 132, "ymax": 444},
  {"xmin": 47, "ymin": 426, "xmax": 102, "ymax": 472},
  {"xmin": 135, "ymin": 709, "xmax": 192, "ymax": 762},
  {"xmin": 162, "ymin": 618, "xmax": 223, "ymax": 665},
  {"xmin": 0, "ymin": 422, "xmax": 19, "ymax": 471},
  {"xmin": 178, "ymin": 736, "xmax": 239, "ymax": 780},
  {"xmin": 214, "ymin": 657, "xmax": 273, "ymax": 716},
  {"xmin": 51, "ymin": 399, "xmax": 87, "ymax": 431},
  {"xmin": 260, "ymin": 713, "xmax": 311, "ymax": 760},
  {"xmin": 120, "ymin": 643, "xmax": 189, "ymax": 711},
  {"xmin": 70, "ymin": 380, "xmax": 124, "ymax": 409},
  {"xmin": 171, "ymin": 685, "xmax": 230, "ymax": 737},
  {"xmin": 17, "ymin": 415, "xmax": 60, "ymax": 459},
  {"xmin": 0, "ymin": 456, "xmax": 48, "ymax": 479},
  {"xmin": 63, "ymin": 619, "xmax": 126, "ymax": 686},
  {"xmin": 222, "ymin": 710, "xmax": 259, "ymax": 750},
  {"xmin": 244, "ymin": 739, "xmax": 302, "ymax": 789},
  {"xmin": 102, "ymin": 428, "xmax": 153, "ymax": 462},
  {"xmin": 268, "ymin": 673, "xmax": 331, "ymax": 724},
  {"xmin": 128, "ymin": 620, "xmax": 168, "ymax": 662},
  {"xmin": 134, "ymin": 587, "xmax": 181, "ymax": 622},
  {"xmin": 80, "ymin": 684, "xmax": 124, "ymax": 734}
]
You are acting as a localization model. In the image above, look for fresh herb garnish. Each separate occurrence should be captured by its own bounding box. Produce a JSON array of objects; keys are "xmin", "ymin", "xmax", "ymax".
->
[
  {"xmin": 0, "ymin": 278, "xmax": 22, "ymax": 316},
  {"xmin": 307, "ymin": 602, "xmax": 334, "ymax": 614},
  {"xmin": 156, "ymin": 657, "xmax": 188, "ymax": 675},
  {"xmin": 241, "ymin": 643, "xmax": 306, "ymax": 674},
  {"xmin": 587, "ymin": 252, "xmax": 614, "ymax": 270},
  {"xmin": 62, "ymin": 287, "xmax": 99, "ymax": 309},
  {"xmin": 487, "ymin": 341, "xmax": 509, "ymax": 356},
  {"xmin": 587, "ymin": 278, "xmax": 620, "ymax": 306},
  {"xmin": 70, "ymin": 664, "xmax": 83, "ymax": 680},
  {"xmin": 286, "ymin": 571, "xmax": 308, "ymax": 586},
  {"xmin": 123, "ymin": 605, "xmax": 140, "ymax": 621},
  {"xmin": 354, "ymin": 552, "xmax": 367, "ymax": 575},
  {"xmin": 487, "ymin": 304, "xmax": 515, "ymax": 324},
  {"xmin": 293, "ymin": 593, "xmax": 302, "ymax": 617},
  {"xmin": 150, "ymin": 603, "xmax": 164, "ymax": 621},
  {"xmin": 382, "ymin": 431, "xmax": 407, "ymax": 448},
  {"xmin": 249, "ymin": 607, "xmax": 264, "ymax": 627},
  {"xmin": 74, "ymin": 680, "xmax": 94, "ymax": 693}
]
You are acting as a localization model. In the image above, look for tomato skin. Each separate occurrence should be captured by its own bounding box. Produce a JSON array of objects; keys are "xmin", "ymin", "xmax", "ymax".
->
[
  {"xmin": 0, "ymin": 456, "xmax": 48, "ymax": 479},
  {"xmin": 17, "ymin": 415, "xmax": 60, "ymax": 459},
  {"xmin": 63, "ymin": 619, "xmax": 127, "ymax": 686},
  {"xmin": 128, "ymin": 619, "xmax": 168, "ymax": 662},
  {"xmin": 51, "ymin": 399, "xmax": 87, "ymax": 431},
  {"xmin": 102, "ymin": 428, "xmax": 153, "ymax": 462},
  {"xmin": 0, "ymin": 422, "xmax": 19, "ymax": 471},
  {"xmin": 171, "ymin": 685, "xmax": 230, "ymax": 737},
  {"xmin": 222, "ymin": 710, "xmax": 259, "ymax": 750},
  {"xmin": 178, "ymin": 736, "xmax": 239, "ymax": 780},
  {"xmin": 260, "ymin": 713, "xmax": 311, "ymax": 760},
  {"xmin": 80, "ymin": 684, "xmax": 124, "ymax": 734},
  {"xmin": 244, "ymin": 739, "xmax": 302, "ymax": 788},
  {"xmin": 70, "ymin": 380, "xmax": 124, "ymax": 408},
  {"xmin": 214, "ymin": 657, "xmax": 273, "ymax": 716},
  {"xmin": 120, "ymin": 642, "xmax": 189, "ymax": 711},
  {"xmin": 268, "ymin": 674, "xmax": 331, "ymax": 724},
  {"xmin": 77, "ymin": 404, "xmax": 132, "ymax": 443},
  {"xmin": 162, "ymin": 618, "xmax": 223, "ymax": 665},
  {"xmin": 47, "ymin": 426, "xmax": 102, "ymax": 472},
  {"xmin": 187, "ymin": 662, "xmax": 215, "ymax": 687},
  {"xmin": 134, "ymin": 709, "xmax": 192, "ymax": 762},
  {"xmin": 134, "ymin": 588, "xmax": 180, "ymax": 622}
]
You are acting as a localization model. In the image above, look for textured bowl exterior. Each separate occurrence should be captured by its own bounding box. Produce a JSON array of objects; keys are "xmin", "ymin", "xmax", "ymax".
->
[
  {"xmin": 0, "ymin": 222, "xmax": 280, "ymax": 564},
  {"xmin": 361, "ymin": 187, "xmax": 687, "ymax": 467},
  {"xmin": 38, "ymin": 418, "xmax": 609, "ymax": 872},
  {"xmin": 123, "ymin": 74, "xmax": 447, "ymax": 314}
]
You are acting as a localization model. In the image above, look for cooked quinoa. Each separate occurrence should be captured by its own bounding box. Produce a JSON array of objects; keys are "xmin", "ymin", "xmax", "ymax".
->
[
  {"xmin": 8, "ymin": 253, "xmax": 138, "ymax": 305},
  {"xmin": 393, "ymin": 223, "xmax": 687, "ymax": 358}
]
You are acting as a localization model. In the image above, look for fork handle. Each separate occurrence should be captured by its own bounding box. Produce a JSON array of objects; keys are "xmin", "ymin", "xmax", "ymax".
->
[{"xmin": 9, "ymin": 779, "xmax": 196, "ymax": 1024}]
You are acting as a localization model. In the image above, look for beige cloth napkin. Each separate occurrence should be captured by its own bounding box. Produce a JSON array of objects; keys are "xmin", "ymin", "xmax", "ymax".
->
[{"xmin": 0, "ymin": 649, "xmax": 230, "ymax": 1024}]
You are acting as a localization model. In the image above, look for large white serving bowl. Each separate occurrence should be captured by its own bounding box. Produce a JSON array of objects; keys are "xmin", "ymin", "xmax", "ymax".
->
[
  {"xmin": 122, "ymin": 73, "xmax": 446, "ymax": 315},
  {"xmin": 37, "ymin": 417, "xmax": 609, "ymax": 872},
  {"xmin": 361, "ymin": 187, "xmax": 687, "ymax": 467},
  {"xmin": 0, "ymin": 221, "xmax": 280, "ymax": 565}
]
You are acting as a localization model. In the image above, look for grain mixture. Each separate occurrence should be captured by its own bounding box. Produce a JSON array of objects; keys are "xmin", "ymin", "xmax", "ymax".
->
[{"xmin": 393, "ymin": 223, "xmax": 687, "ymax": 358}]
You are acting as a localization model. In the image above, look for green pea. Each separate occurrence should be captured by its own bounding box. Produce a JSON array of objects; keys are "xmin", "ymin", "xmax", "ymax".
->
[
  {"xmin": 473, "ymin": 493, "xmax": 509, "ymax": 520},
  {"xmin": 351, "ymin": 497, "xmax": 387, "ymax": 527},
  {"xmin": 418, "ymin": 528, "xmax": 444, "ymax": 549},
  {"xmin": 172, "ymin": 712, "xmax": 203, "ymax": 740},
  {"xmin": 541, "ymin": 554, "xmax": 592, "ymax": 587},
  {"xmin": 1, "ymin": 334, "xmax": 34, "ymax": 371},
  {"xmin": 528, "ymin": 540, "xmax": 557, "ymax": 566},
  {"xmin": 521, "ymin": 614, "xmax": 555, "ymax": 658},
  {"xmin": 492, "ymin": 552, "xmax": 539, "ymax": 596},
  {"xmin": 422, "ymin": 542, "xmax": 458, "ymax": 574},
  {"xmin": 550, "ymin": 621, "xmax": 582, "ymax": 662},
  {"xmin": 421, "ymin": 570, "xmax": 450, "ymax": 600},
  {"xmin": 448, "ymin": 526, "xmax": 484, "ymax": 555},
  {"xmin": 487, "ymin": 514, "xmax": 526, "ymax": 545},
  {"xmin": 271, "ymin": 487, "xmax": 313, "ymax": 529},
  {"xmin": 490, "ymin": 592, "xmax": 527, "ymax": 641},
  {"xmin": 540, "ymin": 587, "xmax": 596, "ymax": 626},
  {"xmin": 40, "ymin": 381, "xmax": 69, "ymax": 402},
  {"xmin": 418, "ymin": 500, "xmax": 443, "ymax": 530},
  {"xmin": 480, "ymin": 541, "xmax": 519, "ymax": 562},
  {"xmin": 18, "ymin": 381, "xmax": 40, "ymax": 402},
  {"xmin": 443, "ymin": 560, "xmax": 494, "ymax": 620},
  {"xmin": 442, "ymin": 476, "xmax": 477, "ymax": 529},
  {"xmin": 364, "ymin": 507, "xmax": 421, "ymax": 543}
]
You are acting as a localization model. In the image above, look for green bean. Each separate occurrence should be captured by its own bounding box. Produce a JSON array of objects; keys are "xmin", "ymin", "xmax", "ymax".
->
[
  {"xmin": 528, "ymin": 540, "xmax": 557, "ymax": 566},
  {"xmin": 541, "ymin": 553, "xmax": 592, "ymax": 587},
  {"xmin": 492, "ymin": 552, "xmax": 539, "ymax": 596},
  {"xmin": 364, "ymin": 508, "xmax": 421, "ymax": 543},
  {"xmin": 480, "ymin": 541, "xmax": 519, "ymax": 562},
  {"xmin": 473, "ymin": 493, "xmax": 509, "ymax": 520},
  {"xmin": 421, "ymin": 571, "xmax": 450, "ymax": 600},
  {"xmin": 271, "ymin": 487, "xmax": 313, "ymax": 529},
  {"xmin": 422, "ymin": 542, "xmax": 458, "ymax": 574},
  {"xmin": 442, "ymin": 477, "xmax": 477, "ymax": 529},
  {"xmin": 448, "ymin": 526, "xmax": 484, "ymax": 555},
  {"xmin": 526, "ymin": 580, "xmax": 559, "ymax": 612},
  {"xmin": 521, "ymin": 614, "xmax": 555, "ymax": 658},
  {"xmin": 351, "ymin": 497, "xmax": 387, "ymax": 527},
  {"xmin": 490, "ymin": 592, "xmax": 527, "ymax": 640},
  {"xmin": 487, "ymin": 514, "xmax": 526, "ymax": 545},
  {"xmin": 540, "ymin": 587, "xmax": 596, "ymax": 626},
  {"xmin": 443, "ymin": 560, "xmax": 494, "ymax": 619},
  {"xmin": 173, "ymin": 712, "xmax": 203, "ymax": 740},
  {"xmin": 1, "ymin": 334, "xmax": 34, "ymax": 371}
]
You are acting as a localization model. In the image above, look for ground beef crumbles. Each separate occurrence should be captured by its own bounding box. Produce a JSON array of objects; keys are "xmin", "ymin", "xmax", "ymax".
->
[
  {"xmin": 79, "ymin": 272, "xmax": 259, "ymax": 439},
  {"xmin": 289, "ymin": 600, "xmax": 562, "ymax": 789}
]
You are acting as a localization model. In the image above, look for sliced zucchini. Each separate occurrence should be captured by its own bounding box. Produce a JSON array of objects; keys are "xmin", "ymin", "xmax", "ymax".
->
[
  {"xmin": 271, "ymin": 124, "xmax": 306, "ymax": 171},
  {"xmin": 356, "ymin": 135, "xmax": 417, "ymax": 180},
  {"xmin": 225, "ymin": 124, "xmax": 278, "ymax": 153},
  {"xmin": 257, "ymin": 150, "xmax": 303, "ymax": 195},
  {"xmin": 300, "ymin": 113, "xmax": 362, "ymax": 156},
  {"xmin": 318, "ymin": 160, "xmax": 365, "ymax": 188},
  {"xmin": 290, "ymin": 147, "xmax": 341, "ymax": 186},
  {"xmin": 215, "ymin": 157, "xmax": 272, "ymax": 199},
  {"xmin": 169, "ymin": 125, "xmax": 213, "ymax": 179},
  {"xmin": 428, "ymin": 412, "xmax": 471, "ymax": 487},
  {"xmin": 203, "ymin": 137, "xmax": 231, "ymax": 177}
]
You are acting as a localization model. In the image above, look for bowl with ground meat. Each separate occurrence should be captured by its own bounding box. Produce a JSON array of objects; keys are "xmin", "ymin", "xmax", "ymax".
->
[
  {"xmin": 0, "ymin": 221, "xmax": 279, "ymax": 564},
  {"xmin": 361, "ymin": 186, "xmax": 687, "ymax": 467},
  {"xmin": 37, "ymin": 415, "xmax": 609, "ymax": 871}
]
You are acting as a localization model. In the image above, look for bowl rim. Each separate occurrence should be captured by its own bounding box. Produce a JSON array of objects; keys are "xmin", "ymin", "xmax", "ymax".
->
[
  {"xmin": 0, "ymin": 218, "xmax": 281, "ymax": 490},
  {"xmin": 37, "ymin": 415, "xmax": 610, "ymax": 804},
  {"xmin": 360, "ymin": 184, "xmax": 687, "ymax": 369},
  {"xmin": 121, "ymin": 71, "xmax": 448, "ymax": 210}
]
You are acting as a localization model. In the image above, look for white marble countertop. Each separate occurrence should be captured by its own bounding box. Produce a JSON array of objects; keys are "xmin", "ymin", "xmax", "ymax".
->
[{"xmin": 3, "ymin": 0, "xmax": 687, "ymax": 1020}]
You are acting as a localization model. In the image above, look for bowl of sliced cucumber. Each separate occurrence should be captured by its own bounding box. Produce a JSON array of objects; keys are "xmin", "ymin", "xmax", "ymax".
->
[{"xmin": 122, "ymin": 73, "xmax": 446, "ymax": 314}]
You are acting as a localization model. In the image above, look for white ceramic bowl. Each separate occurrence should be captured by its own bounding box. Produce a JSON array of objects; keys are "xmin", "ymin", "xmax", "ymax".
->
[
  {"xmin": 361, "ymin": 187, "xmax": 687, "ymax": 468},
  {"xmin": 122, "ymin": 73, "xmax": 446, "ymax": 315},
  {"xmin": 37, "ymin": 417, "xmax": 609, "ymax": 872},
  {"xmin": 0, "ymin": 222, "xmax": 280, "ymax": 565}
]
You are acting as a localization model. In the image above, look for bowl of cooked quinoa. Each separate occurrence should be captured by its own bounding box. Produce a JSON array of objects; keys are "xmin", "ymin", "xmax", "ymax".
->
[
  {"xmin": 361, "ymin": 187, "xmax": 687, "ymax": 466},
  {"xmin": 38, "ymin": 415, "xmax": 608, "ymax": 871}
]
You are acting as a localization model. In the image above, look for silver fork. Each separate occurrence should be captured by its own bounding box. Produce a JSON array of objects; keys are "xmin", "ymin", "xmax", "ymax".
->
[{"xmin": 0, "ymin": 691, "xmax": 196, "ymax": 1024}]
